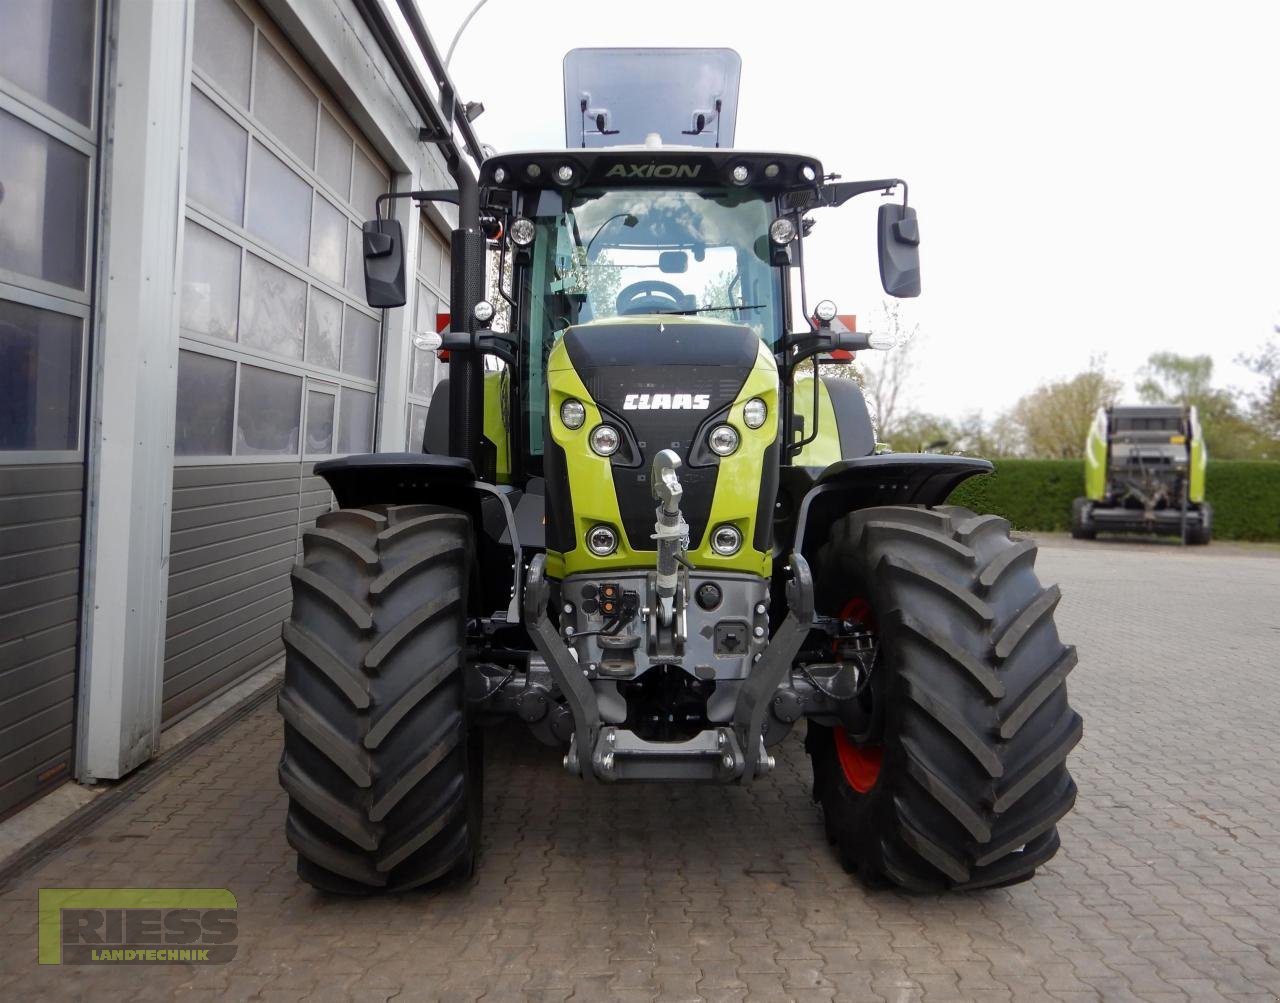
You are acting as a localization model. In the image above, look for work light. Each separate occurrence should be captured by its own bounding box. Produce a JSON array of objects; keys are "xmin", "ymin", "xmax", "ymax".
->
[{"xmin": 509, "ymin": 217, "xmax": 536, "ymax": 247}]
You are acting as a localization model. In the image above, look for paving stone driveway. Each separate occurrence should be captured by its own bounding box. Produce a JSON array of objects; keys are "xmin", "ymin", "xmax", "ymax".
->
[{"xmin": 2, "ymin": 537, "xmax": 1278, "ymax": 1001}]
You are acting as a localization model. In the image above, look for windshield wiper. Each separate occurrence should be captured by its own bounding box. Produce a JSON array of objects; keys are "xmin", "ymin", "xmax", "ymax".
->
[{"xmin": 656, "ymin": 304, "xmax": 766, "ymax": 316}]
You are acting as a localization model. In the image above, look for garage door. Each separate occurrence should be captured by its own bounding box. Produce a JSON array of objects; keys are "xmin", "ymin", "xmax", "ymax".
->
[
  {"xmin": 0, "ymin": 0, "xmax": 100, "ymax": 817},
  {"xmin": 164, "ymin": 0, "xmax": 390, "ymax": 722}
]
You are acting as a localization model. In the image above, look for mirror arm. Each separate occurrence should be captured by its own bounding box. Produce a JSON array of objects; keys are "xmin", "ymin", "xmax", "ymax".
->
[
  {"xmin": 441, "ymin": 329, "xmax": 518, "ymax": 367},
  {"xmin": 375, "ymin": 189, "xmax": 462, "ymax": 221},
  {"xmin": 818, "ymin": 178, "xmax": 908, "ymax": 209}
]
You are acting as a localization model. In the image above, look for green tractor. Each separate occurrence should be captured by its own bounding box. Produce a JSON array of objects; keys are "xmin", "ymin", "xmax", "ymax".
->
[
  {"xmin": 1073, "ymin": 404, "xmax": 1210, "ymax": 543},
  {"xmin": 278, "ymin": 48, "xmax": 1081, "ymax": 894}
]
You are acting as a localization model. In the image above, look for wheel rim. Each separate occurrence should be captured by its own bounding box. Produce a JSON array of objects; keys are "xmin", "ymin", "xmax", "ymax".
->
[
  {"xmin": 833, "ymin": 597, "xmax": 883, "ymax": 793},
  {"xmin": 834, "ymin": 727, "xmax": 883, "ymax": 793}
]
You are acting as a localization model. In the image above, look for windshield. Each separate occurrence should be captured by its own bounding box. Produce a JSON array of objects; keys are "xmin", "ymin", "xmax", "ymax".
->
[{"xmin": 520, "ymin": 187, "xmax": 783, "ymax": 459}]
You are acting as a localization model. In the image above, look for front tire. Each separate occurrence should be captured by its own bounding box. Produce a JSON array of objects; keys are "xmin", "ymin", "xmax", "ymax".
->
[
  {"xmin": 278, "ymin": 504, "xmax": 480, "ymax": 894},
  {"xmin": 807, "ymin": 505, "xmax": 1081, "ymax": 891}
]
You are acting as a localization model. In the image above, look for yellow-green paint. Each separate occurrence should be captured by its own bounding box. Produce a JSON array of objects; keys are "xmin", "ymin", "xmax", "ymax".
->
[
  {"xmin": 545, "ymin": 333, "xmax": 778, "ymax": 579},
  {"xmin": 1084, "ymin": 407, "xmax": 1108, "ymax": 500},
  {"xmin": 1189, "ymin": 406, "xmax": 1207, "ymax": 502},
  {"xmin": 483, "ymin": 368, "xmax": 511, "ymax": 484},
  {"xmin": 792, "ymin": 376, "xmax": 842, "ymax": 468}
]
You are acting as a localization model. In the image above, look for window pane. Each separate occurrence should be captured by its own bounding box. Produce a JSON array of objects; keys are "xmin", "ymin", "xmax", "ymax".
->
[
  {"xmin": 316, "ymin": 108, "xmax": 352, "ymax": 201},
  {"xmin": 309, "ymin": 195, "xmax": 345, "ymax": 285},
  {"xmin": 406, "ymin": 403, "xmax": 428, "ymax": 453},
  {"xmin": 0, "ymin": 299, "xmax": 81, "ymax": 450},
  {"xmin": 192, "ymin": 0, "xmax": 252, "ymax": 108},
  {"xmin": 174, "ymin": 349, "xmax": 234, "ymax": 456},
  {"xmin": 0, "ymin": 0, "xmax": 95, "ymax": 125},
  {"xmin": 241, "ymin": 253, "xmax": 304, "ymax": 359},
  {"xmin": 236, "ymin": 364, "xmax": 301, "ymax": 455},
  {"xmin": 253, "ymin": 40, "xmax": 316, "ymax": 168},
  {"xmin": 350, "ymin": 147, "xmax": 385, "ymax": 218},
  {"xmin": 305, "ymin": 390, "xmax": 334, "ymax": 455},
  {"xmin": 305, "ymin": 286, "xmax": 341, "ymax": 369},
  {"xmin": 187, "ymin": 88, "xmax": 247, "ymax": 222},
  {"xmin": 180, "ymin": 221, "xmax": 240, "ymax": 341},
  {"xmin": 341, "ymin": 307, "xmax": 379, "ymax": 380},
  {"xmin": 246, "ymin": 140, "xmax": 311, "ymax": 262},
  {"xmin": 418, "ymin": 225, "xmax": 443, "ymax": 287},
  {"xmin": 411, "ymin": 346, "xmax": 437, "ymax": 397},
  {"xmin": 345, "ymin": 221, "xmax": 363, "ymax": 295},
  {"xmin": 0, "ymin": 108, "xmax": 89, "ymax": 290},
  {"xmin": 338, "ymin": 387, "xmax": 374, "ymax": 454},
  {"xmin": 414, "ymin": 282, "xmax": 438, "ymax": 334}
]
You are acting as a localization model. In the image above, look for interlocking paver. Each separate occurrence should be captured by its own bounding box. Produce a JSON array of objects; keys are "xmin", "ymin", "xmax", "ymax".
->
[{"xmin": 2, "ymin": 537, "xmax": 1279, "ymax": 1000}]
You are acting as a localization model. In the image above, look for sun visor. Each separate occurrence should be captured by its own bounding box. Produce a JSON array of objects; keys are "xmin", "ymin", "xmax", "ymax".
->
[{"xmin": 563, "ymin": 47, "xmax": 741, "ymax": 149}]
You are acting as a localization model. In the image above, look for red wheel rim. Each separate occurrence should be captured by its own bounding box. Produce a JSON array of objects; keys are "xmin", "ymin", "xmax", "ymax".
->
[
  {"xmin": 833, "ymin": 597, "xmax": 882, "ymax": 793},
  {"xmin": 834, "ymin": 728, "xmax": 883, "ymax": 793}
]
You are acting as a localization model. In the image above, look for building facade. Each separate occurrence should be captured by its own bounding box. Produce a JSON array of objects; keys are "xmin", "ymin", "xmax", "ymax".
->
[{"xmin": 0, "ymin": 0, "xmax": 459, "ymax": 818}]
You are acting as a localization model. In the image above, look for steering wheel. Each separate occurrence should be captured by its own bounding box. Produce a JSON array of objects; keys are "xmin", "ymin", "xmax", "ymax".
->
[{"xmin": 616, "ymin": 280, "xmax": 687, "ymax": 316}]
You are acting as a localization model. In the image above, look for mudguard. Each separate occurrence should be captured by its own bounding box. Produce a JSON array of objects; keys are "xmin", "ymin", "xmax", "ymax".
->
[{"xmin": 790, "ymin": 453, "xmax": 992, "ymax": 558}]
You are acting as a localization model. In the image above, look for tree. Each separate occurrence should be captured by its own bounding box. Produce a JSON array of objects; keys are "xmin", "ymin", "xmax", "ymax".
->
[
  {"xmin": 857, "ymin": 299, "xmax": 920, "ymax": 441},
  {"xmin": 1005, "ymin": 359, "xmax": 1121, "ymax": 459},
  {"xmin": 1237, "ymin": 338, "xmax": 1280, "ymax": 447},
  {"xmin": 1135, "ymin": 351, "xmax": 1265, "ymax": 458}
]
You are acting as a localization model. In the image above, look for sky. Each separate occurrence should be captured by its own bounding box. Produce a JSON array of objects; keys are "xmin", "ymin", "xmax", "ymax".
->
[{"xmin": 429, "ymin": 0, "xmax": 1279, "ymax": 420}]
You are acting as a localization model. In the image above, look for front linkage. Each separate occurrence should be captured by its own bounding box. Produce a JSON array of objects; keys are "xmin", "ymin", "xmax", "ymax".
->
[{"xmin": 519, "ymin": 449, "xmax": 815, "ymax": 784}]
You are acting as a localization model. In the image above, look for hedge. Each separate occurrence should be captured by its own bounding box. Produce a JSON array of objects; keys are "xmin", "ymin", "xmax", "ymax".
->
[{"xmin": 945, "ymin": 458, "xmax": 1280, "ymax": 542}]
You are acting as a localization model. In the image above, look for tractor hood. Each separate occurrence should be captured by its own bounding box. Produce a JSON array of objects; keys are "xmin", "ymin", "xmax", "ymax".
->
[{"xmin": 545, "ymin": 318, "xmax": 777, "ymax": 564}]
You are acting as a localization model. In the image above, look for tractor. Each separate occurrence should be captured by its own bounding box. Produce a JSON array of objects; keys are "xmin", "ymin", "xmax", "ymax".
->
[
  {"xmin": 278, "ymin": 48, "xmax": 1081, "ymax": 894},
  {"xmin": 1073, "ymin": 404, "xmax": 1210, "ymax": 543}
]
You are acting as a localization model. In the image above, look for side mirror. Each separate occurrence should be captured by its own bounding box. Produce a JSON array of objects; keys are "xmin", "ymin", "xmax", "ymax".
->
[
  {"xmin": 362, "ymin": 219, "xmax": 406, "ymax": 308},
  {"xmin": 877, "ymin": 203, "xmax": 921, "ymax": 298}
]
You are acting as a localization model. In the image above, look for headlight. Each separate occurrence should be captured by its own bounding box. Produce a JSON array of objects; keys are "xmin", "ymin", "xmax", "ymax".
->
[
  {"xmin": 742, "ymin": 398, "xmax": 768, "ymax": 429},
  {"xmin": 509, "ymin": 217, "xmax": 535, "ymax": 246},
  {"xmin": 814, "ymin": 300, "xmax": 838, "ymax": 323},
  {"xmin": 730, "ymin": 164, "xmax": 750, "ymax": 185},
  {"xmin": 769, "ymin": 218, "xmax": 795, "ymax": 245},
  {"xmin": 708, "ymin": 424, "xmax": 739, "ymax": 456},
  {"xmin": 590, "ymin": 424, "xmax": 620, "ymax": 456},
  {"xmin": 492, "ymin": 167, "xmax": 507, "ymax": 184},
  {"xmin": 587, "ymin": 525, "xmax": 617, "ymax": 556},
  {"xmin": 525, "ymin": 163, "xmax": 542, "ymax": 179},
  {"xmin": 555, "ymin": 164, "xmax": 574, "ymax": 184},
  {"xmin": 472, "ymin": 300, "xmax": 494, "ymax": 324},
  {"xmin": 711, "ymin": 525, "xmax": 742, "ymax": 556},
  {"xmin": 560, "ymin": 399, "xmax": 586, "ymax": 429}
]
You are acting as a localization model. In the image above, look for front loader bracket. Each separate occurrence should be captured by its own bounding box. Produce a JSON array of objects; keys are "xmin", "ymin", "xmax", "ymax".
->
[{"xmin": 732, "ymin": 552, "xmax": 814, "ymax": 782}]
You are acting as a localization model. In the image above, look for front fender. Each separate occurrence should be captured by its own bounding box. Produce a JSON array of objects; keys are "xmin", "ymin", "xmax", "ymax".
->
[
  {"xmin": 790, "ymin": 454, "xmax": 992, "ymax": 559},
  {"xmin": 314, "ymin": 452, "xmax": 522, "ymax": 622}
]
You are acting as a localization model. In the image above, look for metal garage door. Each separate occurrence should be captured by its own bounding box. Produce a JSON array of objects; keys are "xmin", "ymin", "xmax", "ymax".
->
[
  {"xmin": 0, "ymin": 1, "xmax": 100, "ymax": 816},
  {"xmin": 164, "ymin": 0, "xmax": 389, "ymax": 722}
]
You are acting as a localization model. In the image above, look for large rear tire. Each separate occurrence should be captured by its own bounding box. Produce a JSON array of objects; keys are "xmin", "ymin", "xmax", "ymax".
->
[
  {"xmin": 807, "ymin": 504, "xmax": 1081, "ymax": 891},
  {"xmin": 278, "ymin": 504, "xmax": 480, "ymax": 894}
]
